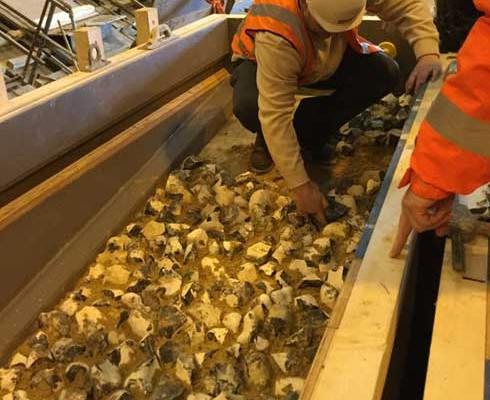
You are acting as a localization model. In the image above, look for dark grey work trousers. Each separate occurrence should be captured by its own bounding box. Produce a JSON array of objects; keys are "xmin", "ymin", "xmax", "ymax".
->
[{"xmin": 230, "ymin": 46, "xmax": 401, "ymax": 150}]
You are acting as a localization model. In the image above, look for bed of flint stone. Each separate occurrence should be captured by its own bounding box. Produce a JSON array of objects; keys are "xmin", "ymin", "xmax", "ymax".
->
[{"xmin": 0, "ymin": 94, "xmax": 412, "ymax": 400}]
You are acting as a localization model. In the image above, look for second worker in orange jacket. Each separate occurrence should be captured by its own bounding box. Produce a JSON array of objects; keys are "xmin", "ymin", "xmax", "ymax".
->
[{"xmin": 391, "ymin": 0, "xmax": 490, "ymax": 257}]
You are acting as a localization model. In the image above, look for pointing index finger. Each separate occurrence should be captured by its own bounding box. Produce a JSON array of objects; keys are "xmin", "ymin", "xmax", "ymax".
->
[{"xmin": 390, "ymin": 211, "xmax": 413, "ymax": 258}]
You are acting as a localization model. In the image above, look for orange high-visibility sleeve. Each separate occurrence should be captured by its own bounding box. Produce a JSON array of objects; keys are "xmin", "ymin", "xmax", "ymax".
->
[{"xmin": 406, "ymin": 10, "xmax": 490, "ymax": 198}]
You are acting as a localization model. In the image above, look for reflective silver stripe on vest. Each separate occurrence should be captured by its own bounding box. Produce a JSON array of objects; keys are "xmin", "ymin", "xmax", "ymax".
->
[
  {"xmin": 236, "ymin": 19, "xmax": 245, "ymax": 36},
  {"xmin": 249, "ymin": 3, "xmax": 308, "ymax": 63},
  {"xmin": 361, "ymin": 42, "xmax": 370, "ymax": 54},
  {"xmin": 426, "ymin": 92, "xmax": 490, "ymax": 157}
]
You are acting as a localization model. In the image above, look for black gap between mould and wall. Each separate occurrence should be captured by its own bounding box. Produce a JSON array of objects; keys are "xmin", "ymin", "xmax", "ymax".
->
[{"xmin": 382, "ymin": 230, "xmax": 446, "ymax": 400}]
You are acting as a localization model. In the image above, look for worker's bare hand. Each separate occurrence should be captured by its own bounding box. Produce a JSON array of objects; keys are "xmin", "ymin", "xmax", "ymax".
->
[
  {"xmin": 291, "ymin": 181, "xmax": 327, "ymax": 225},
  {"xmin": 390, "ymin": 189, "xmax": 453, "ymax": 258},
  {"xmin": 406, "ymin": 54, "xmax": 442, "ymax": 94}
]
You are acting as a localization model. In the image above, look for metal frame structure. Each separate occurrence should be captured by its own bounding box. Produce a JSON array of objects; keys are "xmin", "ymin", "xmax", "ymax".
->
[
  {"xmin": 22, "ymin": 0, "xmax": 76, "ymax": 84},
  {"xmin": 0, "ymin": 0, "xmax": 77, "ymax": 82}
]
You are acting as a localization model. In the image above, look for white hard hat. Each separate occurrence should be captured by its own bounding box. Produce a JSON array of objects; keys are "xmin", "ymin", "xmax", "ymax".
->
[{"xmin": 306, "ymin": 0, "xmax": 366, "ymax": 32}]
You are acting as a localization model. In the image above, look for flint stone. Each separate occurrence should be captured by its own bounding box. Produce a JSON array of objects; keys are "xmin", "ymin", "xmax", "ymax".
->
[
  {"xmin": 207, "ymin": 328, "xmax": 229, "ymax": 345},
  {"xmin": 237, "ymin": 311, "xmax": 260, "ymax": 345},
  {"xmin": 175, "ymin": 354, "xmax": 197, "ymax": 386},
  {"xmin": 288, "ymin": 259, "xmax": 313, "ymax": 276},
  {"xmin": 320, "ymin": 283, "xmax": 338, "ymax": 310},
  {"xmin": 142, "ymin": 221, "xmax": 166, "ymax": 240},
  {"xmin": 335, "ymin": 141, "xmax": 354, "ymax": 156},
  {"xmin": 322, "ymin": 222, "xmax": 350, "ymax": 239},
  {"xmin": 237, "ymin": 263, "xmax": 258, "ymax": 283},
  {"xmin": 272, "ymin": 352, "xmax": 290, "ymax": 374},
  {"xmin": 295, "ymin": 295, "xmax": 319, "ymax": 309},
  {"xmin": 75, "ymin": 306, "xmax": 103, "ymax": 335},
  {"xmin": 335, "ymin": 195, "xmax": 357, "ymax": 216},
  {"xmin": 327, "ymin": 266, "xmax": 344, "ymax": 291},
  {"xmin": 255, "ymin": 336, "xmax": 270, "ymax": 351},
  {"xmin": 245, "ymin": 352, "xmax": 271, "ymax": 387},
  {"xmin": 359, "ymin": 170, "xmax": 384, "ymax": 186},
  {"xmin": 259, "ymin": 261, "xmax": 277, "ymax": 276},
  {"xmin": 271, "ymin": 287, "xmax": 293, "ymax": 306},
  {"xmin": 324, "ymin": 197, "xmax": 349, "ymax": 222},
  {"xmin": 347, "ymin": 185, "xmax": 365, "ymax": 197},
  {"xmin": 187, "ymin": 395, "xmax": 212, "ymax": 400},
  {"xmin": 124, "ymin": 358, "xmax": 159, "ymax": 395},
  {"xmin": 313, "ymin": 237, "xmax": 331, "ymax": 255},
  {"xmin": 51, "ymin": 338, "xmax": 85, "ymax": 363},
  {"xmin": 188, "ymin": 304, "xmax": 221, "ymax": 328},
  {"xmin": 88, "ymin": 263, "xmax": 105, "ymax": 281},
  {"xmin": 275, "ymin": 377, "xmax": 304, "ymax": 397},
  {"xmin": 298, "ymin": 274, "xmax": 323, "ymax": 289},
  {"xmin": 9, "ymin": 353, "xmax": 26, "ymax": 368},
  {"xmin": 159, "ymin": 270, "xmax": 183, "ymax": 297},
  {"xmin": 0, "ymin": 368, "xmax": 21, "ymax": 391},
  {"xmin": 246, "ymin": 242, "xmax": 272, "ymax": 264},
  {"xmin": 103, "ymin": 390, "xmax": 132, "ymax": 400},
  {"xmin": 103, "ymin": 265, "xmax": 130, "ymax": 286},
  {"xmin": 159, "ymin": 306, "xmax": 188, "ymax": 338},
  {"xmin": 203, "ymin": 363, "xmax": 242, "ymax": 396},
  {"xmin": 366, "ymin": 179, "xmax": 381, "ymax": 195},
  {"xmin": 223, "ymin": 313, "xmax": 242, "ymax": 334},
  {"xmin": 3, "ymin": 391, "xmax": 31, "ymax": 400},
  {"xmin": 128, "ymin": 311, "xmax": 153, "ymax": 338},
  {"xmin": 38, "ymin": 310, "xmax": 71, "ymax": 337},
  {"xmin": 267, "ymin": 305, "xmax": 292, "ymax": 336}
]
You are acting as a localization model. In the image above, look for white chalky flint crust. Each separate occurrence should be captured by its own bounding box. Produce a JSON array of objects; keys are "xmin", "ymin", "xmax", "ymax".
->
[
  {"xmin": 246, "ymin": 242, "xmax": 272, "ymax": 263},
  {"xmin": 0, "ymin": 116, "xmax": 406, "ymax": 399}
]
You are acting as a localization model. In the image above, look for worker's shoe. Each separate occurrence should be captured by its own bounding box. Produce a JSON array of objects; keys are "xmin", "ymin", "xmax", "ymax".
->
[{"xmin": 250, "ymin": 132, "xmax": 274, "ymax": 174}]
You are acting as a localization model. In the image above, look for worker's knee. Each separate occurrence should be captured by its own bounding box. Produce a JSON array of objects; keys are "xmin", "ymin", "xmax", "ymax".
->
[
  {"xmin": 385, "ymin": 57, "xmax": 401, "ymax": 91},
  {"xmin": 233, "ymin": 91, "xmax": 260, "ymax": 133},
  {"xmin": 377, "ymin": 54, "xmax": 401, "ymax": 93}
]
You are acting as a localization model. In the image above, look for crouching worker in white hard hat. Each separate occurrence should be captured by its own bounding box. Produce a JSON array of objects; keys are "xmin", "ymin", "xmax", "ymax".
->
[{"xmin": 230, "ymin": 0, "xmax": 442, "ymax": 223}]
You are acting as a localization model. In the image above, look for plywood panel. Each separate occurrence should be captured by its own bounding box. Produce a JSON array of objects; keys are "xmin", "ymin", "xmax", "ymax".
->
[{"xmin": 423, "ymin": 240, "xmax": 487, "ymax": 400}]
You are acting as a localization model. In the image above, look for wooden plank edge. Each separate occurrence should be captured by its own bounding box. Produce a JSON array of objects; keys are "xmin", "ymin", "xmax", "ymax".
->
[
  {"xmin": 423, "ymin": 240, "xmax": 487, "ymax": 400},
  {"xmin": 301, "ymin": 258, "xmax": 363, "ymax": 400},
  {"xmin": 0, "ymin": 69, "xmax": 230, "ymax": 229},
  {"xmin": 0, "ymin": 61, "xmax": 226, "ymax": 207},
  {"xmin": 486, "ymin": 255, "xmax": 490, "ymax": 400}
]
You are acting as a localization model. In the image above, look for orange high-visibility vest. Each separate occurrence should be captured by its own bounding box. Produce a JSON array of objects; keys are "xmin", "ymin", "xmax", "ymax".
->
[
  {"xmin": 231, "ymin": 0, "xmax": 381, "ymax": 85},
  {"xmin": 404, "ymin": 0, "xmax": 490, "ymax": 199}
]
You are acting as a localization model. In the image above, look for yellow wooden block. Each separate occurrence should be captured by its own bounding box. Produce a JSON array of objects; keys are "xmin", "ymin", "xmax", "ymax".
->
[
  {"xmin": 135, "ymin": 7, "xmax": 159, "ymax": 46},
  {"xmin": 0, "ymin": 72, "xmax": 8, "ymax": 106},
  {"xmin": 74, "ymin": 27, "xmax": 106, "ymax": 72}
]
